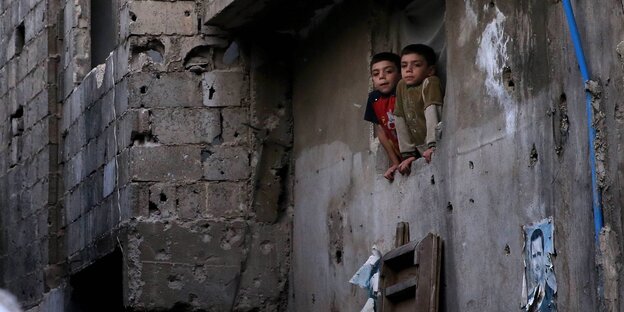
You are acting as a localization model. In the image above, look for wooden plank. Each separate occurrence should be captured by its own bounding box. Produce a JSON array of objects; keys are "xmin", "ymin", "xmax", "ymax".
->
[{"xmin": 380, "ymin": 233, "xmax": 442, "ymax": 312}]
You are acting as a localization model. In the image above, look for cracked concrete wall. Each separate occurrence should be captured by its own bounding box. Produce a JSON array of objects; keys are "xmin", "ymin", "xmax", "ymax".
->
[
  {"xmin": 0, "ymin": 0, "xmax": 60, "ymax": 309},
  {"xmin": 288, "ymin": 0, "xmax": 624, "ymax": 311},
  {"xmin": 2, "ymin": 0, "xmax": 291, "ymax": 311}
]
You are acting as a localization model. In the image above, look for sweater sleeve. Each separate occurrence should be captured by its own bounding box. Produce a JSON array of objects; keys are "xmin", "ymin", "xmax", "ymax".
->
[
  {"xmin": 422, "ymin": 76, "xmax": 443, "ymax": 109},
  {"xmin": 422, "ymin": 77, "xmax": 443, "ymax": 148}
]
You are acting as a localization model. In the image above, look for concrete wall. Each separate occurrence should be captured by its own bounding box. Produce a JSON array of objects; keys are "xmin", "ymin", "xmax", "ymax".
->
[
  {"xmin": 288, "ymin": 0, "xmax": 624, "ymax": 311},
  {"xmin": 2, "ymin": 0, "xmax": 291, "ymax": 311},
  {"xmin": 2, "ymin": 0, "xmax": 624, "ymax": 311},
  {"xmin": 0, "ymin": 0, "xmax": 58, "ymax": 309}
]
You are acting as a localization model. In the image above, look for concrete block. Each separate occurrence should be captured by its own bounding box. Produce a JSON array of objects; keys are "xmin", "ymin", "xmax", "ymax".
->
[
  {"xmin": 150, "ymin": 108, "xmax": 221, "ymax": 145},
  {"xmin": 11, "ymin": 116, "xmax": 23, "ymax": 136},
  {"xmin": 103, "ymin": 159, "xmax": 116, "ymax": 198},
  {"xmin": 114, "ymin": 78, "xmax": 129, "ymax": 117},
  {"xmin": 176, "ymin": 183, "xmax": 205, "ymax": 220},
  {"xmin": 64, "ymin": 185, "xmax": 83, "ymax": 223},
  {"xmin": 129, "ymin": 145, "xmax": 202, "ymax": 182},
  {"xmin": 202, "ymin": 146, "xmax": 250, "ymax": 181},
  {"xmin": 202, "ymin": 71, "xmax": 247, "ymax": 107},
  {"xmin": 126, "ymin": 183, "xmax": 150, "ymax": 218},
  {"xmin": 128, "ymin": 72, "xmax": 203, "ymax": 108},
  {"xmin": 234, "ymin": 222, "xmax": 290, "ymax": 309},
  {"xmin": 136, "ymin": 220, "xmax": 247, "ymax": 265},
  {"xmin": 137, "ymin": 108, "xmax": 150, "ymax": 134},
  {"xmin": 116, "ymin": 109, "xmax": 138, "ymax": 150},
  {"xmin": 84, "ymin": 99, "xmax": 102, "ymax": 142},
  {"xmin": 220, "ymin": 108, "xmax": 250, "ymax": 145},
  {"xmin": 99, "ymin": 88, "xmax": 115, "ymax": 130},
  {"xmin": 204, "ymin": 182, "xmax": 248, "ymax": 218},
  {"xmin": 128, "ymin": 1, "xmax": 197, "ymax": 36},
  {"xmin": 136, "ymin": 262, "xmax": 240, "ymax": 311},
  {"xmin": 10, "ymin": 136, "xmax": 21, "ymax": 165},
  {"xmin": 0, "ymin": 66, "xmax": 7, "ymax": 96}
]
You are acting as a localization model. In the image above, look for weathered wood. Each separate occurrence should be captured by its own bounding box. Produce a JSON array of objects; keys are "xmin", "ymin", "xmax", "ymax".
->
[
  {"xmin": 395, "ymin": 222, "xmax": 411, "ymax": 247},
  {"xmin": 380, "ymin": 233, "xmax": 442, "ymax": 312}
]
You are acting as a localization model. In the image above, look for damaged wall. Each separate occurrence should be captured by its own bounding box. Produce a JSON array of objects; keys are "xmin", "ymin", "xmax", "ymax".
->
[
  {"xmin": 285, "ymin": 0, "xmax": 624, "ymax": 311},
  {"xmin": 0, "ymin": 0, "xmax": 59, "ymax": 309},
  {"xmin": 1, "ymin": 0, "xmax": 292, "ymax": 311},
  {"xmin": 3, "ymin": 0, "xmax": 624, "ymax": 311}
]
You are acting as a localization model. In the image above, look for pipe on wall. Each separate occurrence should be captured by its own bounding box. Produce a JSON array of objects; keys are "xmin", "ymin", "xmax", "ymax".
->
[{"xmin": 561, "ymin": 0, "xmax": 603, "ymax": 241}]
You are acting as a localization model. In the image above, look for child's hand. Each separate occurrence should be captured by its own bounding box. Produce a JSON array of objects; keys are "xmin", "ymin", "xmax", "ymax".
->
[
  {"xmin": 423, "ymin": 147, "xmax": 435, "ymax": 163},
  {"xmin": 384, "ymin": 164, "xmax": 399, "ymax": 181},
  {"xmin": 398, "ymin": 157, "xmax": 416, "ymax": 175}
]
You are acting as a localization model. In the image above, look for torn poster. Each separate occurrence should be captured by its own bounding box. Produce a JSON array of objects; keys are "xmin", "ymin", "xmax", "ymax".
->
[
  {"xmin": 522, "ymin": 218, "xmax": 557, "ymax": 312},
  {"xmin": 350, "ymin": 245, "xmax": 382, "ymax": 309}
]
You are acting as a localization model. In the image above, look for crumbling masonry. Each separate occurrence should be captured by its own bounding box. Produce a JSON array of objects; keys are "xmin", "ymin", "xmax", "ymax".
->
[{"xmin": 2, "ymin": 0, "xmax": 624, "ymax": 311}]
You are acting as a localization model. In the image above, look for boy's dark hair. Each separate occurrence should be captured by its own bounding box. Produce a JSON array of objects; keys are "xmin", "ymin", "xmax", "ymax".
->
[
  {"xmin": 401, "ymin": 44, "xmax": 437, "ymax": 66},
  {"xmin": 370, "ymin": 52, "xmax": 401, "ymax": 71}
]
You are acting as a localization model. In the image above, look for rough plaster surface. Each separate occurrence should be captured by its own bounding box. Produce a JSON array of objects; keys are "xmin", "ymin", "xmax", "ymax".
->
[
  {"xmin": 290, "ymin": 0, "xmax": 622, "ymax": 311},
  {"xmin": 2, "ymin": 0, "xmax": 624, "ymax": 311}
]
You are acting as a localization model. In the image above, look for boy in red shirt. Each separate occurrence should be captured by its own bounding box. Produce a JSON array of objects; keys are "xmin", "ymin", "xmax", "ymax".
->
[{"xmin": 364, "ymin": 52, "xmax": 402, "ymax": 181}]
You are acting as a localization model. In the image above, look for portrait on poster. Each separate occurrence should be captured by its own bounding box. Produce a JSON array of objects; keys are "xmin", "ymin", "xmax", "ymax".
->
[{"xmin": 522, "ymin": 218, "xmax": 557, "ymax": 312}]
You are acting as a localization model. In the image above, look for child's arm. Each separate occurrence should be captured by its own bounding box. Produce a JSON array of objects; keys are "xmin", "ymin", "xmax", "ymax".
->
[
  {"xmin": 376, "ymin": 125, "xmax": 401, "ymax": 180},
  {"xmin": 394, "ymin": 83, "xmax": 419, "ymax": 174},
  {"xmin": 422, "ymin": 105, "xmax": 441, "ymax": 162},
  {"xmin": 422, "ymin": 77, "xmax": 443, "ymax": 163}
]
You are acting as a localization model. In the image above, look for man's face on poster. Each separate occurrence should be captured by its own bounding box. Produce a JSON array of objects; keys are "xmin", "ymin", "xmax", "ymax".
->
[{"xmin": 530, "ymin": 232, "xmax": 545, "ymax": 285}]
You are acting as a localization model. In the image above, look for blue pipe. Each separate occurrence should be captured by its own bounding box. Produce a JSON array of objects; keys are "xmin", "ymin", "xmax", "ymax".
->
[{"xmin": 562, "ymin": 0, "xmax": 603, "ymax": 242}]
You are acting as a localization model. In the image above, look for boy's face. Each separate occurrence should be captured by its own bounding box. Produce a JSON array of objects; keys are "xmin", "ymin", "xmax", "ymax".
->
[
  {"xmin": 401, "ymin": 53, "xmax": 435, "ymax": 86},
  {"xmin": 371, "ymin": 60, "xmax": 400, "ymax": 94}
]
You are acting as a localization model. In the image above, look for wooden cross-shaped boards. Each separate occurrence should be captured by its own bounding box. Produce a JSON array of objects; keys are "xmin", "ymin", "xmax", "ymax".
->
[{"xmin": 379, "ymin": 233, "xmax": 442, "ymax": 312}]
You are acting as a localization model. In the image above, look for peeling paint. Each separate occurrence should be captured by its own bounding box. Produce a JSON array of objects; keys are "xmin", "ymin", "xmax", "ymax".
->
[{"xmin": 476, "ymin": 8, "xmax": 516, "ymax": 134}]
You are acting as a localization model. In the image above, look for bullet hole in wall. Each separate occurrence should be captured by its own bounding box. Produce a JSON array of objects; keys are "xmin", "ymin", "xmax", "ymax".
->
[
  {"xmin": 140, "ymin": 86, "xmax": 148, "ymax": 94},
  {"xmin": 555, "ymin": 93, "xmax": 569, "ymax": 156},
  {"xmin": 160, "ymin": 192, "xmax": 167, "ymax": 202},
  {"xmin": 10, "ymin": 105, "xmax": 23, "ymax": 119},
  {"xmin": 468, "ymin": 161, "xmax": 474, "ymax": 169},
  {"xmin": 503, "ymin": 67, "xmax": 515, "ymax": 92},
  {"xmin": 201, "ymin": 149, "xmax": 213, "ymax": 162},
  {"xmin": 431, "ymin": 175, "xmax": 435, "ymax": 185},
  {"xmin": 447, "ymin": 202, "xmax": 453, "ymax": 212},
  {"xmin": 149, "ymin": 201, "xmax": 160, "ymax": 216},
  {"xmin": 335, "ymin": 249, "xmax": 342, "ymax": 264},
  {"xmin": 129, "ymin": 11, "xmax": 137, "ymax": 22},
  {"xmin": 208, "ymin": 85, "xmax": 216, "ymax": 100},
  {"xmin": 504, "ymin": 244, "xmax": 511, "ymax": 255},
  {"xmin": 529, "ymin": 144, "xmax": 538, "ymax": 167}
]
